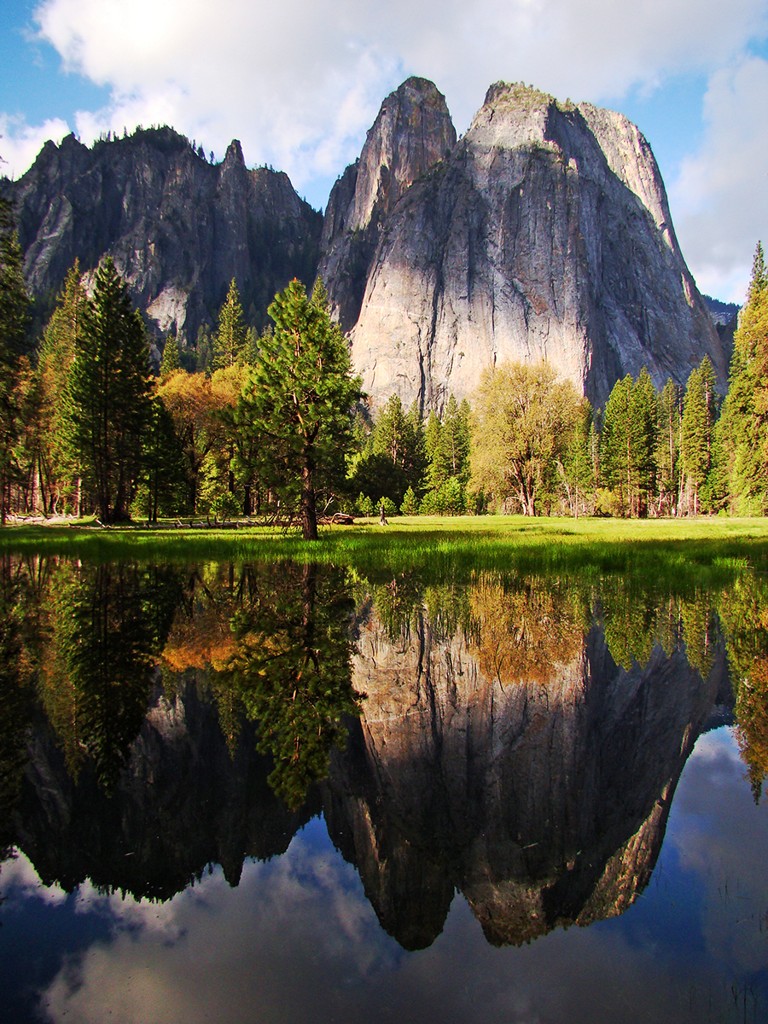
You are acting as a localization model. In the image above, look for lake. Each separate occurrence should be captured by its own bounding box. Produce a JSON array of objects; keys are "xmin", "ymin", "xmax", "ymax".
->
[{"xmin": 0, "ymin": 554, "xmax": 766, "ymax": 1023}]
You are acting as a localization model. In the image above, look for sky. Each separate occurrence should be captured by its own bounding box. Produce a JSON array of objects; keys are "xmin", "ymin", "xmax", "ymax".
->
[{"xmin": 1, "ymin": 0, "xmax": 767, "ymax": 303}]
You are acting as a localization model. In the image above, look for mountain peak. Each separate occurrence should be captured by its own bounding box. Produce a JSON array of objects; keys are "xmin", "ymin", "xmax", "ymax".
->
[
  {"xmin": 317, "ymin": 76, "xmax": 456, "ymax": 330},
  {"xmin": 223, "ymin": 139, "xmax": 245, "ymax": 166},
  {"xmin": 341, "ymin": 81, "xmax": 725, "ymax": 413}
]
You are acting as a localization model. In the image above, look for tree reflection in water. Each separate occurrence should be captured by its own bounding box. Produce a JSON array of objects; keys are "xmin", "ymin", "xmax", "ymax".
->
[
  {"xmin": 217, "ymin": 562, "xmax": 363, "ymax": 809},
  {"xmin": 36, "ymin": 560, "xmax": 183, "ymax": 792},
  {"xmin": 0, "ymin": 554, "xmax": 766, "ymax": 946}
]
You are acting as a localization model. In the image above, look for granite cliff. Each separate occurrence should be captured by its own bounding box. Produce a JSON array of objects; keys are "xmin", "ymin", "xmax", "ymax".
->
[
  {"xmin": 2, "ymin": 79, "xmax": 726, "ymax": 408},
  {"xmin": 2, "ymin": 126, "xmax": 321, "ymax": 345},
  {"xmin": 322, "ymin": 81, "xmax": 726, "ymax": 412},
  {"xmin": 317, "ymin": 77, "xmax": 457, "ymax": 332},
  {"xmin": 323, "ymin": 585, "xmax": 730, "ymax": 948}
]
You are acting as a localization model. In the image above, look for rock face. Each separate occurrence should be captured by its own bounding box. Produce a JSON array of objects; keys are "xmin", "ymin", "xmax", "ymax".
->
[
  {"xmin": 318, "ymin": 77, "xmax": 457, "ymax": 332},
  {"xmin": 2, "ymin": 127, "xmax": 322, "ymax": 345},
  {"xmin": 322, "ymin": 81, "xmax": 726, "ymax": 412},
  {"xmin": 7, "ymin": 574, "xmax": 730, "ymax": 946},
  {"xmin": 3, "ymin": 78, "xmax": 726, "ymax": 409}
]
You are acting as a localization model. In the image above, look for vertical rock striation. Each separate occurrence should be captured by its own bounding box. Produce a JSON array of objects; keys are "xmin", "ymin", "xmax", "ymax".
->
[
  {"xmin": 3, "ymin": 127, "xmax": 322, "ymax": 345},
  {"xmin": 4, "ymin": 77, "xmax": 727, "ymax": 410},
  {"xmin": 323, "ymin": 594, "xmax": 728, "ymax": 948},
  {"xmin": 318, "ymin": 77, "xmax": 457, "ymax": 333},
  {"xmin": 323, "ymin": 81, "xmax": 725, "ymax": 413}
]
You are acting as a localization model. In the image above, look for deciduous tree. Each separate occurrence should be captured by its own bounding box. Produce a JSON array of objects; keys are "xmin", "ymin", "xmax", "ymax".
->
[{"xmin": 470, "ymin": 361, "xmax": 582, "ymax": 516}]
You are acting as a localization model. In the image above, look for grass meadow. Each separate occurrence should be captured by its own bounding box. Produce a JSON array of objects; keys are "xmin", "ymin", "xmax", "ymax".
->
[{"xmin": 2, "ymin": 515, "xmax": 768, "ymax": 586}]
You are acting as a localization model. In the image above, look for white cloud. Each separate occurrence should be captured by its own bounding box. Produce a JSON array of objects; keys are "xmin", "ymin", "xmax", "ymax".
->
[
  {"xmin": 28, "ymin": 0, "xmax": 768, "ymax": 207},
  {"xmin": 32, "ymin": 0, "xmax": 399, "ymax": 202},
  {"xmin": 0, "ymin": 848, "xmax": 68, "ymax": 905},
  {"xmin": 39, "ymin": 832, "xmax": 399, "ymax": 1024},
  {"xmin": 0, "ymin": 113, "xmax": 71, "ymax": 180},
  {"xmin": 0, "ymin": 0, "xmax": 760, "ymax": 296},
  {"xmin": 672, "ymin": 56, "xmax": 768, "ymax": 303}
]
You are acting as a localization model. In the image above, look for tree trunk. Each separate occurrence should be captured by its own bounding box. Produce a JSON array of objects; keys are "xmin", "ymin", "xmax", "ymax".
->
[{"xmin": 301, "ymin": 450, "xmax": 318, "ymax": 540}]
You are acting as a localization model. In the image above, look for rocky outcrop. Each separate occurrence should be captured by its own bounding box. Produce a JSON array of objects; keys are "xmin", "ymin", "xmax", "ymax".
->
[
  {"xmin": 7, "ymin": 574, "xmax": 730, "ymax": 946},
  {"xmin": 318, "ymin": 77, "xmax": 457, "ymax": 331},
  {"xmin": 327, "ymin": 82, "xmax": 726, "ymax": 413},
  {"xmin": 2, "ymin": 127, "xmax": 322, "ymax": 345},
  {"xmin": 4, "ymin": 79, "xmax": 725, "ymax": 409}
]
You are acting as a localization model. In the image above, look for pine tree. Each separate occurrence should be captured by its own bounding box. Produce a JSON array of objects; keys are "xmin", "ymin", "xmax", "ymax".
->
[
  {"xmin": 235, "ymin": 278, "xmax": 361, "ymax": 539},
  {"xmin": 631, "ymin": 368, "xmax": 659, "ymax": 515},
  {"xmin": 0, "ymin": 197, "xmax": 30, "ymax": 522},
  {"xmin": 139, "ymin": 397, "xmax": 186, "ymax": 523},
  {"xmin": 424, "ymin": 411, "xmax": 442, "ymax": 476},
  {"xmin": 430, "ymin": 394, "xmax": 470, "ymax": 488},
  {"xmin": 600, "ymin": 370, "xmax": 658, "ymax": 516},
  {"xmin": 680, "ymin": 356, "xmax": 718, "ymax": 514},
  {"xmin": 35, "ymin": 263, "xmax": 87, "ymax": 513},
  {"xmin": 159, "ymin": 331, "xmax": 181, "ymax": 378},
  {"xmin": 655, "ymin": 378, "xmax": 682, "ymax": 516},
  {"xmin": 718, "ymin": 242, "xmax": 768, "ymax": 513},
  {"xmin": 372, "ymin": 394, "xmax": 410, "ymax": 467},
  {"xmin": 212, "ymin": 278, "xmax": 247, "ymax": 370},
  {"xmin": 61, "ymin": 258, "xmax": 153, "ymax": 522},
  {"xmin": 364, "ymin": 394, "xmax": 426, "ymax": 504},
  {"xmin": 560, "ymin": 401, "xmax": 595, "ymax": 516}
]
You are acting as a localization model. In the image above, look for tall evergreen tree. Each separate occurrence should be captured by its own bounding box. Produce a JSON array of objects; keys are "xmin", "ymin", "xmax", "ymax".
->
[
  {"xmin": 212, "ymin": 278, "xmax": 248, "ymax": 370},
  {"xmin": 429, "ymin": 394, "xmax": 471, "ymax": 488},
  {"xmin": 680, "ymin": 356, "xmax": 718, "ymax": 514},
  {"xmin": 372, "ymin": 394, "xmax": 425, "ymax": 485},
  {"xmin": 600, "ymin": 370, "xmax": 658, "ymax": 516},
  {"xmin": 139, "ymin": 397, "xmax": 186, "ymax": 523},
  {"xmin": 35, "ymin": 262, "xmax": 87, "ymax": 513},
  {"xmin": 159, "ymin": 331, "xmax": 181, "ymax": 378},
  {"xmin": 235, "ymin": 279, "xmax": 362, "ymax": 539},
  {"xmin": 0, "ymin": 197, "xmax": 30, "ymax": 522},
  {"xmin": 656, "ymin": 378, "xmax": 682, "ymax": 516},
  {"xmin": 61, "ymin": 258, "xmax": 153, "ymax": 522},
  {"xmin": 718, "ymin": 242, "xmax": 768, "ymax": 513},
  {"xmin": 560, "ymin": 401, "xmax": 595, "ymax": 516},
  {"xmin": 424, "ymin": 410, "xmax": 442, "ymax": 475}
]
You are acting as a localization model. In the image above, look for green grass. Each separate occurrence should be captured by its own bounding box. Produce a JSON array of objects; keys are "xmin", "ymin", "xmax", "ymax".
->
[{"xmin": 2, "ymin": 515, "xmax": 768, "ymax": 586}]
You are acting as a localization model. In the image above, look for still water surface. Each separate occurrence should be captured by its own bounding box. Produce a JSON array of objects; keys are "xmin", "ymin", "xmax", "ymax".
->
[{"xmin": 0, "ymin": 556, "xmax": 766, "ymax": 1023}]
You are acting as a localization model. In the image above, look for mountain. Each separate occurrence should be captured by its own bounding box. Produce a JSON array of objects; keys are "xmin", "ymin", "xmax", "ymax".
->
[
  {"xmin": 321, "ymin": 80, "xmax": 727, "ymax": 412},
  {"xmin": 3, "ymin": 80, "xmax": 727, "ymax": 408},
  {"xmin": 8, "ymin": 581, "xmax": 730, "ymax": 948},
  {"xmin": 317, "ymin": 76, "xmax": 457, "ymax": 332},
  {"xmin": 1, "ymin": 126, "xmax": 322, "ymax": 346}
]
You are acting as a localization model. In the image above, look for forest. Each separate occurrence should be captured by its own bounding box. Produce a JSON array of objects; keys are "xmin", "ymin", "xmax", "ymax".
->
[{"xmin": 1, "ymin": 189, "xmax": 767, "ymax": 529}]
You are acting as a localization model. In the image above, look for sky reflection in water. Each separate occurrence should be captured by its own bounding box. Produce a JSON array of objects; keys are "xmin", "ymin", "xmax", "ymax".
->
[{"xmin": 2, "ymin": 731, "xmax": 765, "ymax": 1024}]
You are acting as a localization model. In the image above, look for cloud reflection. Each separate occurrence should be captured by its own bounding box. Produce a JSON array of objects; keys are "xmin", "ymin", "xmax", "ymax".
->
[{"xmin": 18, "ymin": 730, "xmax": 764, "ymax": 1024}]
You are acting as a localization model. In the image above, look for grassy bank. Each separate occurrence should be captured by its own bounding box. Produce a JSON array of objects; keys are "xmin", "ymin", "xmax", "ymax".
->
[{"xmin": 2, "ymin": 515, "xmax": 768, "ymax": 584}]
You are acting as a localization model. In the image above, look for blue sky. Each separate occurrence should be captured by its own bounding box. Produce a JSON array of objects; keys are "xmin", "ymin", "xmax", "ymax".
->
[{"xmin": 2, "ymin": 0, "xmax": 767, "ymax": 303}]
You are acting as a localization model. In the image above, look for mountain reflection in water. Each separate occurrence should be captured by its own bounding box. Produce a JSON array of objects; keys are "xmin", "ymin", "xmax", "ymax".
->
[{"xmin": 0, "ymin": 554, "xmax": 766, "ymax": 1023}]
